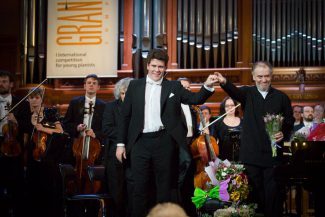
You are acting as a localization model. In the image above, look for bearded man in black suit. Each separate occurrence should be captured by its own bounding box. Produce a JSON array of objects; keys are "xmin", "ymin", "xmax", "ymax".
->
[{"xmin": 116, "ymin": 49, "xmax": 219, "ymax": 217}]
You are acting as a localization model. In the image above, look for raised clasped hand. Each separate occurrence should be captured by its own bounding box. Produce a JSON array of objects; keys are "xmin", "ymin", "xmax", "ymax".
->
[
  {"xmin": 204, "ymin": 74, "xmax": 219, "ymax": 87},
  {"xmin": 214, "ymin": 72, "xmax": 226, "ymax": 84}
]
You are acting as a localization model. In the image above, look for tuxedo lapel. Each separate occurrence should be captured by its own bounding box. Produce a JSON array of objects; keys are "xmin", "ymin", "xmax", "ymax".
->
[{"xmin": 160, "ymin": 79, "xmax": 171, "ymax": 113}]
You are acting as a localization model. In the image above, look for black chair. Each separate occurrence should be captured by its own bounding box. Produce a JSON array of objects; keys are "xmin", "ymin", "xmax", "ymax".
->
[{"xmin": 59, "ymin": 164, "xmax": 111, "ymax": 217}]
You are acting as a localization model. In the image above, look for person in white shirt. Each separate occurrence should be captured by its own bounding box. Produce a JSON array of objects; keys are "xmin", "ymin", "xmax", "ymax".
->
[{"xmin": 116, "ymin": 49, "xmax": 218, "ymax": 217}]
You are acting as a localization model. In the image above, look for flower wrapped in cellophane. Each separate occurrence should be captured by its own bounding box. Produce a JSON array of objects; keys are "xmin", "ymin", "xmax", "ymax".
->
[
  {"xmin": 263, "ymin": 113, "xmax": 284, "ymax": 157},
  {"xmin": 192, "ymin": 159, "xmax": 249, "ymax": 209}
]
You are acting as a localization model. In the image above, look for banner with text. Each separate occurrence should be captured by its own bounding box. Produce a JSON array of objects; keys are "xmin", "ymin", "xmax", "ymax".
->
[{"xmin": 47, "ymin": 0, "xmax": 118, "ymax": 78}]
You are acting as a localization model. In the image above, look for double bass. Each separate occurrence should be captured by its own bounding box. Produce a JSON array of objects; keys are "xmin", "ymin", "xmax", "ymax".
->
[
  {"xmin": 191, "ymin": 106, "xmax": 219, "ymax": 189},
  {"xmin": 0, "ymin": 102, "xmax": 21, "ymax": 157},
  {"xmin": 72, "ymin": 101, "xmax": 101, "ymax": 193}
]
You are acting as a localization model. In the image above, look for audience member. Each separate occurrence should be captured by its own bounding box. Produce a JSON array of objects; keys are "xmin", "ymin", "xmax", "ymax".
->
[
  {"xmin": 147, "ymin": 203, "xmax": 188, "ymax": 217},
  {"xmin": 292, "ymin": 105, "xmax": 303, "ymax": 126}
]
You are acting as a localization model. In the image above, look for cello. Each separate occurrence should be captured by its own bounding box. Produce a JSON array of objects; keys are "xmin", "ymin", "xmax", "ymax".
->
[
  {"xmin": 191, "ymin": 106, "xmax": 219, "ymax": 189},
  {"xmin": 0, "ymin": 102, "xmax": 21, "ymax": 157},
  {"xmin": 72, "ymin": 101, "xmax": 101, "ymax": 193}
]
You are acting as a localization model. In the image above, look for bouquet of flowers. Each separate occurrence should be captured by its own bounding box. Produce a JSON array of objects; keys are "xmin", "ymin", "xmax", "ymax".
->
[
  {"xmin": 263, "ymin": 113, "xmax": 284, "ymax": 157},
  {"xmin": 192, "ymin": 159, "xmax": 249, "ymax": 209},
  {"xmin": 214, "ymin": 204, "xmax": 257, "ymax": 217}
]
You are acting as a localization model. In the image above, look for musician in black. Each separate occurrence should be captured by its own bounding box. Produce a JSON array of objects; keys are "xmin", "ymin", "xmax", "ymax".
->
[
  {"xmin": 216, "ymin": 61, "xmax": 294, "ymax": 217},
  {"xmin": 63, "ymin": 74, "xmax": 106, "ymax": 147},
  {"xmin": 62, "ymin": 74, "xmax": 106, "ymax": 217},
  {"xmin": 102, "ymin": 77, "xmax": 133, "ymax": 217},
  {"xmin": 22, "ymin": 87, "xmax": 64, "ymax": 217},
  {"xmin": 0, "ymin": 70, "xmax": 27, "ymax": 217},
  {"xmin": 213, "ymin": 96, "xmax": 242, "ymax": 161}
]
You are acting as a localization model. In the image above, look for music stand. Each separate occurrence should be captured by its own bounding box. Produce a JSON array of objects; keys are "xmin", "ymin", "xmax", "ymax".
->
[{"xmin": 227, "ymin": 128, "xmax": 241, "ymax": 161}]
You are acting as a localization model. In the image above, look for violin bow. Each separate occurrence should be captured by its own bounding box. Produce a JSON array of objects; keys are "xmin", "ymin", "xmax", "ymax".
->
[
  {"xmin": 0, "ymin": 78, "xmax": 48, "ymax": 122},
  {"xmin": 200, "ymin": 103, "xmax": 241, "ymax": 132}
]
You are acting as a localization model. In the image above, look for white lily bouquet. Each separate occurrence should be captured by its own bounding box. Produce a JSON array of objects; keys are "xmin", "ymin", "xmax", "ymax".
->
[{"xmin": 263, "ymin": 113, "xmax": 284, "ymax": 157}]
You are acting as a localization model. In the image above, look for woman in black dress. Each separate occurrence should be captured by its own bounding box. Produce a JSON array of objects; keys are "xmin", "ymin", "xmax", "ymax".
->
[
  {"xmin": 22, "ymin": 87, "xmax": 64, "ymax": 217},
  {"xmin": 213, "ymin": 96, "xmax": 242, "ymax": 161}
]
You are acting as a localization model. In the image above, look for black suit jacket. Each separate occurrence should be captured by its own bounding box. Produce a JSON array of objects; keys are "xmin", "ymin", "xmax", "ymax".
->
[
  {"xmin": 63, "ymin": 96, "xmax": 106, "ymax": 142},
  {"xmin": 221, "ymin": 82, "xmax": 294, "ymax": 167},
  {"xmin": 102, "ymin": 99, "xmax": 122, "ymax": 148},
  {"xmin": 118, "ymin": 78, "xmax": 214, "ymax": 153}
]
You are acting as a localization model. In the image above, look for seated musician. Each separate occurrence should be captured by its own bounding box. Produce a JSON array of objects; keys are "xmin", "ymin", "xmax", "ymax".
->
[
  {"xmin": 62, "ymin": 74, "xmax": 106, "ymax": 216},
  {"xmin": 213, "ymin": 96, "xmax": 242, "ymax": 161},
  {"xmin": 0, "ymin": 70, "xmax": 28, "ymax": 217},
  {"xmin": 62, "ymin": 74, "xmax": 106, "ymax": 159},
  {"xmin": 198, "ymin": 104, "xmax": 216, "ymax": 136},
  {"xmin": 22, "ymin": 87, "xmax": 63, "ymax": 217}
]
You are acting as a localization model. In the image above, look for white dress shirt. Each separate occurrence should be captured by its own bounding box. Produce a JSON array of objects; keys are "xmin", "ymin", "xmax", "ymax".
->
[
  {"xmin": 0, "ymin": 95, "xmax": 12, "ymax": 136},
  {"xmin": 181, "ymin": 104, "xmax": 193, "ymax": 137},
  {"xmin": 143, "ymin": 76, "xmax": 164, "ymax": 133},
  {"xmin": 83, "ymin": 96, "xmax": 96, "ymax": 133}
]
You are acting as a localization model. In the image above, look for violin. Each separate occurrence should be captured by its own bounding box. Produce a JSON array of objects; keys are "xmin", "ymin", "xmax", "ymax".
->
[
  {"xmin": 32, "ymin": 106, "xmax": 48, "ymax": 161},
  {"xmin": 191, "ymin": 106, "xmax": 219, "ymax": 189},
  {"xmin": 72, "ymin": 101, "xmax": 101, "ymax": 193},
  {"xmin": 1, "ymin": 102, "xmax": 21, "ymax": 157}
]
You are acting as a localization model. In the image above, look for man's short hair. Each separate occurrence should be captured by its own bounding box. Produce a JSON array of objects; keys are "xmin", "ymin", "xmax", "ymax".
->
[
  {"xmin": 252, "ymin": 61, "xmax": 273, "ymax": 75},
  {"xmin": 147, "ymin": 49, "xmax": 169, "ymax": 66},
  {"xmin": 0, "ymin": 70, "xmax": 14, "ymax": 82},
  {"xmin": 84, "ymin": 74, "xmax": 100, "ymax": 84}
]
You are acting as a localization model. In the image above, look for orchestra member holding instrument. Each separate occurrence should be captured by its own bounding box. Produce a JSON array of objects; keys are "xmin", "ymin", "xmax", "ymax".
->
[
  {"xmin": 102, "ymin": 77, "xmax": 133, "ymax": 217},
  {"xmin": 215, "ymin": 61, "xmax": 294, "ymax": 217},
  {"xmin": 63, "ymin": 74, "xmax": 105, "ymax": 216},
  {"xmin": 213, "ymin": 96, "xmax": 242, "ymax": 161},
  {"xmin": 23, "ymin": 87, "xmax": 63, "ymax": 217},
  {"xmin": 0, "ymin": 70, "xmax": 27, "ymax": 217},
  {"xmin": 198, "ymin": 104, "xmax": 216, "ymax": 136},
  {"xmin": 116, "ymin": 49, "xmax": 218, "ymax": 217}
]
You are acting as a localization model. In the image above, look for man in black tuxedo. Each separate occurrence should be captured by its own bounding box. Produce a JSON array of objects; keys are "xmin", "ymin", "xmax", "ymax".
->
[{"xmin": 116, "ymin": 49, "xmax": 219, "ymax": 217}]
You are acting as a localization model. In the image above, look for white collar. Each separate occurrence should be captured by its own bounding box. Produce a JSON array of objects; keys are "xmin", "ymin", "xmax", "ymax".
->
[
  {"xmin": 146, "ymin": 76, "xmax": 163, "ymax": 85},
  {"xmin": 0, "ymin": 94, "xmax": 12, "ymax": 104}
]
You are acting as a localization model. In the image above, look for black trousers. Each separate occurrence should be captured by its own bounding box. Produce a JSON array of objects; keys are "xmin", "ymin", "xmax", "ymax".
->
[
  {"xmin": 105, "ymin": 144, "xmax": 127, "ymax": 217},
  {"xmin": 130, "ymin": 130, "xmax": 178, "ymax": 217},
  {"xmin": 245, "ymin": 164, "xmax": 285, "ymax": 217},
  {"xmin": 179, "ymin": 137, "xmax": 196, "ymax": 217}
]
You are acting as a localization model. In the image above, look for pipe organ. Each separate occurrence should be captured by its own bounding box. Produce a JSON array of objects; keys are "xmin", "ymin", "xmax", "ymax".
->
[
  {"xmin": 21, "ymin": 0, "xmax": 47, "ymax": 84},
  {"xmin": 177, "ymin": 0, "xmax": 238, "ymax": 68},
  {"xmin": 253, "ymin": 0, "xmax": 325, "ymax": 67},
  {"xmin": 131, "ymin": 0, "xmax": 167, "ymax": 78}
]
